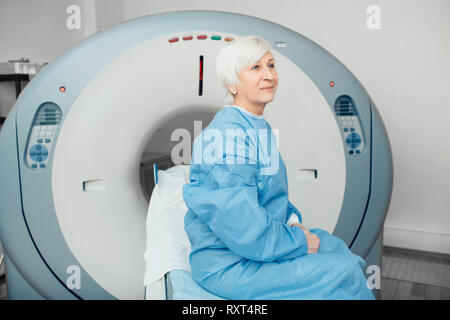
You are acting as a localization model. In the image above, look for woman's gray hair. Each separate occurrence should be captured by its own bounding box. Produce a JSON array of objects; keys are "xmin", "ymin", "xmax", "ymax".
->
[{"xmin": 216, "ymin": 35, "xmax": 273, "ymax": 104}]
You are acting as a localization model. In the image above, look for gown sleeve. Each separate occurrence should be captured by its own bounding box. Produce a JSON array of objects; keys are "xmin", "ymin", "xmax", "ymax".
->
[
  {"xmin": 287, "ymin": 201, "xmax": 303, "ymax": 224},
  {"xmin": 183, "ymin": 122, "xmax": 308, "ymax": 262}
]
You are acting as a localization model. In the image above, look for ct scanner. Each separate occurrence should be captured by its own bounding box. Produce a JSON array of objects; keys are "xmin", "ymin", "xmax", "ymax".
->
[{"xmin": 0, "ymin": 10, "xmax": 392, "ymax": 300}]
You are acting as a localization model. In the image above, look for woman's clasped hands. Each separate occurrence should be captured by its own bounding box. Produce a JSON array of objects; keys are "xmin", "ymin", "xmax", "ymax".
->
[{"xmin": 291, "ymin": 223, "xmax": 320, "ymax": 254}]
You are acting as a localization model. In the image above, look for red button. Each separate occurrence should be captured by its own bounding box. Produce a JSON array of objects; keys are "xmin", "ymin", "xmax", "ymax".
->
[
  {"xmin": 197, "ymin": 35, "xmax": 207, "ymax": 40},
  {"xmin": 183, "ymin": 36, "xmax": 193, "ymax": 40},
  {"xmin": 168, "ymin": 37, "xmax": 179, "ymax": 43}
]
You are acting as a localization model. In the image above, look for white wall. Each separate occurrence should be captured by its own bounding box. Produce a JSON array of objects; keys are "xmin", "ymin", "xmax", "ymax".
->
[
  {"xmin": 0, "ymin": 0, "xmax": 95, "ymax": 119},
  {"xmin": 0, "ymin": 0, "xmax": 449, "ymax": 254}
]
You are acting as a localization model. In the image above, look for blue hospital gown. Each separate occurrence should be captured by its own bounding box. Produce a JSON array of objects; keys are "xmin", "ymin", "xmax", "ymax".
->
[{"xmin": 183, "ymin": 105, "xmax": 375, "ymax": 300}]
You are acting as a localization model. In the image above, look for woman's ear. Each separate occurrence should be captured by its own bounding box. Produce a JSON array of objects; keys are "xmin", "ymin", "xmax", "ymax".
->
[{"xmin": 226, "ymin": 84, "xmax": 237, "ymax": 95}]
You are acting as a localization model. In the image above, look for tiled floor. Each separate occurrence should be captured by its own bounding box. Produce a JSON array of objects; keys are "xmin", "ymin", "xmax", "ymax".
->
[
  {"xmin": 380, "ymin": 277, "xmax": 450, "ymax": 300},
  {"xmin": 1, "ymin": 244, "xmax": 449, "ymax": 300},
  {"xmin": 380, "ymin": 246, "xmax": 450, "ymax": 300},
  {"xmin": 0, "ymin": 275, "xmax": 6, "ymax": 300}
]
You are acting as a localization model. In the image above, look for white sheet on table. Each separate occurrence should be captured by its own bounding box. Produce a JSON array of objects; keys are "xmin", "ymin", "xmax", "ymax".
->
[{"xmin": 143, "ymin": 165, "xmax": 191, "ymax": 285}]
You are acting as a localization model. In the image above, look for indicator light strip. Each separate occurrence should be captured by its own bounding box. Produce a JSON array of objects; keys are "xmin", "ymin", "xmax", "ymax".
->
[{"xmin": 199, "ymin": 55, "xmax": 204, "ymax": 96}]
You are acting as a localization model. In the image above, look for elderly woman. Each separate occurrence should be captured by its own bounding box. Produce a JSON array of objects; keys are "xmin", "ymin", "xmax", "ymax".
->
[{"xmin": 182, "ymin": 35, "xmax": 374, "ymax": 300}]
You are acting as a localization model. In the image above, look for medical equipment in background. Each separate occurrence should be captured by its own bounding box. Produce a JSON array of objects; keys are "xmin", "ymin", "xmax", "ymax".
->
[
  {"xmin": 0, "ymin": 10, "xmax": 392, "ymax": 299},
  {"xmin": 0, "ymin": 59, "xmax": 44, "ymax": 127}
]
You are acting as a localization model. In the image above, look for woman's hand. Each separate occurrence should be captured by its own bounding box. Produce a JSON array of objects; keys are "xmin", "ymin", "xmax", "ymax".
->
[{"xmin": 291, "ymin": 223, "xmax": 320, "ymax": 254}]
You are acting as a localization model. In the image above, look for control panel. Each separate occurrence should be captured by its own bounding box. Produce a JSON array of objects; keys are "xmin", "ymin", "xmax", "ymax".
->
[
  {"xmin": 25, "ymin": 102, "xmax": 62, "ymax": 169},
  {"xmin": 334, "ymin": 95, "xmax": 365, "ymax": 156}
]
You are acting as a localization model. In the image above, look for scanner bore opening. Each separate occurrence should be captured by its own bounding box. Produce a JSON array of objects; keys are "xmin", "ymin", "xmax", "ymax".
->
[{"xmin": 139, "ymin": 110, "xmax": 216, "ymax": 202}]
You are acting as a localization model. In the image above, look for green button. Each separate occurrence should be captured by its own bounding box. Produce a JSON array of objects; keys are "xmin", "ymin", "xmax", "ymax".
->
[{"xmin": 211, "ymin": 36, "xmax": 221, "ymax": 40}]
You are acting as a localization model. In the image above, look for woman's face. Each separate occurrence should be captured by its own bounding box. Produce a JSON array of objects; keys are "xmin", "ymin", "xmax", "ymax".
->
[{"xmin": 230, "ymin": 51, "xmax": 278, "ymax": 106}]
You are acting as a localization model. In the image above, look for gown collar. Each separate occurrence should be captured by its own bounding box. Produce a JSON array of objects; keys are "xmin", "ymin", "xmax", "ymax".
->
[{"xmin": 225, "ymin": 105, "xmax": 265, "ymax": 120}]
